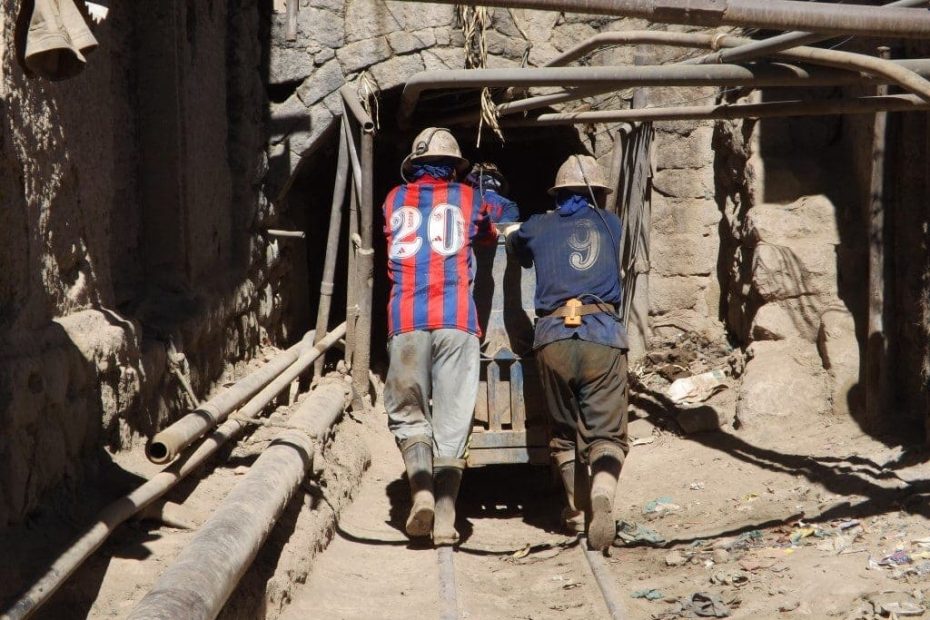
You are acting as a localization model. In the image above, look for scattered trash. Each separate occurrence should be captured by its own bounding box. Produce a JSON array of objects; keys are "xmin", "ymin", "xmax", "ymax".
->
[
  {"xmin": 869, "ymin": 592, "xmax": 926, "ymax": 617},
  {"xmin": 614, "ymin": 520, "xmax": 666, "ymax": 546},
  {"xmin": 790, "ymin": 527, "xmax": 816, "ymax": 544},
  {"xmin": 631, "ymin": 588, "xmax": 664, "ymax": 600},
  {"xmin": 665, "ymin": 550, "xmax": 687, "ymax": 567},
  {"xmin": 836, "ymin": 519, "xmax": 861, "ymax": 531},
  {"xmin": 511, "ymin": 543, "xmax": 531, "ymax": 559},
  {"xmin": 667, "ymin": 369, "xmax": 728, "ymax": 405},
  {"xmin": 632, "ymin": 436, "xmax": 656, "ymax": 446},
  {"xmin": 689, "ymin": 481, "xmax": 706, "ymax": 491},
  {"xmin": 710, "ymin": 571, "xmax": 748, "ymax": 587},
  {"xmin": 683, "ymin": 592, "xmax": 731, "ymax": 618},
  {"xmin": 643, "ymin": 497, "xmax": 681, "ymax": 517},
  {"xmin": 879, "ymin": 550, "xmax": 911, "ymax": 566}
]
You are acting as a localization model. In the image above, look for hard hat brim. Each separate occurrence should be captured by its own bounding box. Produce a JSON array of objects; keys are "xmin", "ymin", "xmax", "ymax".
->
[
  {"xmin": 547, "ymin": 182, "xmax": 614, "ymax": 196},
  {"xmin": 403, "ymin": 154, "xmax": 470, "ymax": 175}
]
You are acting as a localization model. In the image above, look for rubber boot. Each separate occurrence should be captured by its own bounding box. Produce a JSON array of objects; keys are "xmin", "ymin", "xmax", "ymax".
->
[
  {"xmin": 554, "ymin": 451, "xmax": 585, "ymax": 534},
  {"xmin": 432, "ymin": 458, "xmax": 465, "ymax": 546},
  {"xmin": 587, "ymin": 443, "xmax": 624, "ymax": 551},
  {"xmin": 400, "ymin": 437, "xmax": 434, "ymax": 538}
]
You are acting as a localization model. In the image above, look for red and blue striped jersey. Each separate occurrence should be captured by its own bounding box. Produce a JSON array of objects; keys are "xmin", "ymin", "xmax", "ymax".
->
[{"xmin": 382, "ymin": 176, "xmax": 498, "ymax": 337}]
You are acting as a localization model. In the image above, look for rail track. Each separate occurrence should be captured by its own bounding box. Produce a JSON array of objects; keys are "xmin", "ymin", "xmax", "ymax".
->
[{"xmin": 437, "ymin": 536, "xmax": 627, "ymax": 619}]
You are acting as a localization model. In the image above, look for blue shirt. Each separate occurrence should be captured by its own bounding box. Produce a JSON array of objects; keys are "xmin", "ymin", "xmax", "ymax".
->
[
  {"xmin": 508, "ymin": 206, "xmax": 629, "ymax": 350},
  {"xmin": 483, "ymin": 189, "xmax": 520, "ymax": 223}
]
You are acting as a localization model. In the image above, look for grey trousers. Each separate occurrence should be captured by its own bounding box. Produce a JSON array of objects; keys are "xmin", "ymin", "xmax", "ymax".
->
[{"xmin": 384, "ymin": 329, "xmax": 480, "ymax": 460}]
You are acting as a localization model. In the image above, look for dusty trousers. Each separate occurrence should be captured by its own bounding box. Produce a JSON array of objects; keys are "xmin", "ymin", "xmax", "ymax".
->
[
  {"xmin": 384, "ymin": 329, "xmax": 480, "ymax": 459},
  {"xmin": 535, "ymin": 338, "xmax": 630, "ymax": 465}
]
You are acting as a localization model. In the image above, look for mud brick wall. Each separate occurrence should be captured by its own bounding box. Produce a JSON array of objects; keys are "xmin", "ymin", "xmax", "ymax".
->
[{"xmin": 0, "ymin": 1, "xmax": 291, "ymax": 526}]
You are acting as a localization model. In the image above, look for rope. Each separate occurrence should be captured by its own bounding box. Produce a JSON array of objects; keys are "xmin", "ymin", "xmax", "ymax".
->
[
  {"xmin": 459, "ymin": 5, "xmax": 504, "ymax": 146},
  {"xmin": 357, "ymin": 71, "xmax": 381, "ymax": 131}
]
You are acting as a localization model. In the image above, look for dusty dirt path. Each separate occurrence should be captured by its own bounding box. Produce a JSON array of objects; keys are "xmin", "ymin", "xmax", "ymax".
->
[
  {"xmin": 289, "ymin": 403, "xmax": 930, "ymax": 620},
  {"xmin": 282, "ymin": 413, "xmax": 442, "ymax": 620}
]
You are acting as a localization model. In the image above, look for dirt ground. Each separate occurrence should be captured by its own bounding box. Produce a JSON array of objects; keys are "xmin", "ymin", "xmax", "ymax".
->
[{"xmin": 287, "ymin": 393, "xmax": 930, "ymax": 620}]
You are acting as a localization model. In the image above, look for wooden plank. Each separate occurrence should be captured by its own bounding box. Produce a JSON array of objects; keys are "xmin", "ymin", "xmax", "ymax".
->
[
  {"xmin": 475, "ymin": 373, "xmax": 489, "ymax": 425},
  {"xmin": 510, "ymin": 360, "xmax": 526, "ymax": 431},
  {"xmin": 467, "ymin": 447, "xmax": 550, "ymax": 467},
  {"xmin": 470, "ymin": 431, "xmax": 527, "ymax": 449},
  {"xmin": 488, "ymin": 362, "xmax": 503, "ymax": 431}
]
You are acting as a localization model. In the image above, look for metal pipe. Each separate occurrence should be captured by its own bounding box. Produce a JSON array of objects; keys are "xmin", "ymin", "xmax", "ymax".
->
[
  {"xmin": 313, "ymin": 117, "xmax": 350, "ymax": 378},
  {"xmin": 545, "ymin": 30, "xmax": 930, "ymax": 103},
  {"xmin": 339, "ymin": 83, "xmax": 375, "ymax": 134},
  {"xmin": 3, "ymin": 324, "xmax": 346, "ymax": 620},
  {"xmin": 398, "ymin": 62, "xmax": 930, "ymax": 127},
  {"xmin": 345, "ymin": 179, "xmax": 359, "ymax": 367},
  {"xmin": 128, "ymin": 382, "xmax": 351, "ymax": 620},
  {"xmin": 351, "ymin": 129, "xmax": 375, "ymax": 398},
  {"xmin": 395, "ymin": 0, "xmax": 930, "ymax": 38},
  {"xmin": 686, "ymin": 0, "xmax": 930, "ymax": 66},
  {"xmin": 867, "ymin": 47, "xmax": 893, "ymax": 429},
  {"xmin": 265, "ymin": 229, "xmax": 306, "ymax": 239},
  {"xmin": 502, "ymin": 93, "xmax": 930, "ymax": 125},
  {"xmin": 146, "ymin": 334, "xmax": 314, "ymax": 464}
]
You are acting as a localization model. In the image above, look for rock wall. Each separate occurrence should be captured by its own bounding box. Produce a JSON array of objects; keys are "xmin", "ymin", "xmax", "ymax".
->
[{"xmin": 0, "ymin": 1, "xmax": 292, "ymax": 527}]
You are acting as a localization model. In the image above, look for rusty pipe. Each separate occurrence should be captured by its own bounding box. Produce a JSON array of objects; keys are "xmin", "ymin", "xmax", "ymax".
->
[
  {"xmin": 3, "ymin": 324, "xmax": 347, "ymax": 620},
  {"xmin": 339, "ymin": 83, "xmax": 375, "ymax": 134},
  {"xmin": 313, "ymin": 117, "xmax": 350, "ymax": 378},
  {"xmin": 546, "ymin": 30, "xmax": 930, "ymax": 103},
  {"xmin": 394, "ymin": 0, "xmax": 930, "ymax": 38},
  {"xmin": 688, "ymin": 0, "xmax": 929, "ymax": 66},
  {"xmin": 501, "ymin": 93, "xmax": 930, "ymax": 125},
  {"xmin": 127, "ymin": 381, "xmax": 351, "ymax": 620},
  {"xmin": 351, "ymin": 129, "xmax": 375, "ymax": 399},
  {"xmin": 400, "ymin": 62, "xmax": 930, "ymax": 127},
  {"xmin": 146, "ymin": 333, "xmax": 316, "ymax": 464}
]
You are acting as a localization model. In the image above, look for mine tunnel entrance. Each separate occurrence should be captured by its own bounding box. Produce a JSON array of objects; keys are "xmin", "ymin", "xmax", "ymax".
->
[{"xmin": 287, "ymin": 85, "xmax": 594, "ymax": 379}]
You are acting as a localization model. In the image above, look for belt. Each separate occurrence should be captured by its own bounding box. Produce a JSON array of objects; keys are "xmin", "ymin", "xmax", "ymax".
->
[{"xmin": 540, "ymin": 302, "xmax": 617, "ymax": 318}]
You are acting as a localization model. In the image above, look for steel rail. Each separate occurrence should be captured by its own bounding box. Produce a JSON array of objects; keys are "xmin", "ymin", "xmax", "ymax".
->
[
  {"xmin": 500, "ymin": 93, "xmax": 930, "ymax": 125},
  {"xmin": 400, "ymin": 62, "xmax": 930, "ymax": 127},
  {"xmin": 2, "ymin": 324, "xmax": 347, "ymax": 620},
  {"xmin": 394, "ymin": 0, "xmax": 930, "ymax": 38},
  {"xmin": 580, "ymin": 545, "xmax": 626, "ymax": 619},
  {"xmin": 437, "ymin": 547, "xmax": 460, "ymax": 620},
  {"xmin": 127, "ymin": 381, "xmax": 351, "ymax": 620}
]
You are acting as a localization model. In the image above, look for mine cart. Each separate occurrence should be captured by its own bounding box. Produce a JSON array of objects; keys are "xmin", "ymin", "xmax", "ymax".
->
[{"xmin": 468, "ymin": 227, "xmax": 550, "ymax": 466}]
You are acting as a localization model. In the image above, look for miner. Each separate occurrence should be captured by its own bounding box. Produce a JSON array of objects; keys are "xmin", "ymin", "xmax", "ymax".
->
[
  {"xmin": 382, "ymin": 127, "xmax": 498, "ymax": 546},
  {"xmin": 505, "ymin": 154, "xmax": 629, "ymax": 551}
]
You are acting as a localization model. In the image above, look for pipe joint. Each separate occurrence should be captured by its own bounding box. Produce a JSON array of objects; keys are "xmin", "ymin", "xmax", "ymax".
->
[{"xmin": 654, "ymin": 0, "xmax": 725, "ymax": 26}]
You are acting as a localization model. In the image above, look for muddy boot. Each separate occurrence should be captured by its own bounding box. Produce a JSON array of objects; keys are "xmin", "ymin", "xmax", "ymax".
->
[
  {"xmin": 554, "ymin": 451, "xmax": 586, "ymax": 534},
  {"xmin": 587, "ymin": 444, "xmax": 624, "ymax": 551},
  {"xmin": 400, "ymin": 436, "xmax": 434, "ymax": 538},
  {"xmin": 432, "ymin": 458, "xmax": 465, "ymax": 546}
]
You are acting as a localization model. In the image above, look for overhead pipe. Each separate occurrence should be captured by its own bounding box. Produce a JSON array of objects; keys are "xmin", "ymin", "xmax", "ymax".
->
[
  {"xmin": 127, "ymin": 381, "xmax": 351, "ymax": 620},
  {"xmin": 394, "ymin": 0, "xmax": 930, "ymax": 38},
  {"xmin": 399, "ymin": 61, "xmax": 930, "ymax": 127},
  {"xmin": 3, "ymin": 324, "xmax": 347, "ymax": 620},
  {"xmin": 313, "ymin": 116, "xmax": 350, "ymax": 378},
  {"xmin": 500, "ymin": 93, "xmax": 930, "ymax": 125},
  {"xmin": 687, "ymin": 0, "xmax": 930, "ymax": 66},
  {"xmin": 545, "ymin": 30, "xmax": 930, "ymax": 103},
  {"xmin": 146, "ymin": 334, "xmax": 315, "ymax": 464}
]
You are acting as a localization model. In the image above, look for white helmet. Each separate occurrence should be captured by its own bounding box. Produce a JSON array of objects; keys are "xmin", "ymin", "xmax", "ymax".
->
[
  {"xmin": 548, "ymin": 154, "xmax": 613, "ymax": 196},
  {"xmin": 402, "ymin": 127, "xmax": 469, "ymax": 176}
]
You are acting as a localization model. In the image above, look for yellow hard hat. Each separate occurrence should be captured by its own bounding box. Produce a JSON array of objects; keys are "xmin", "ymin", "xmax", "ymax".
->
[
  {"xmin": 402, "ymin": 127, "xmax": 469, "ymax": 175},
  {"xmin": 548, "ymin": 154, "xmax": 612, "ymax": 196}
]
